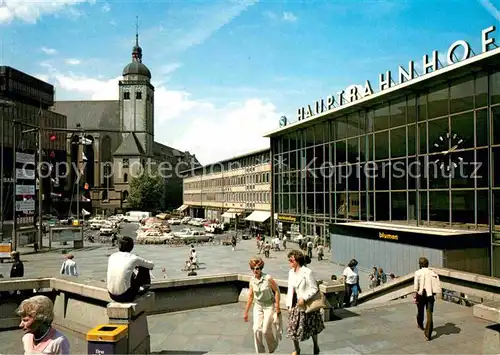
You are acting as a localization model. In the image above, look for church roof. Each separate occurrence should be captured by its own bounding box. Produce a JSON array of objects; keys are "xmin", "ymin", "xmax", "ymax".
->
[
  {"xmin": 52, "ymin": 100, "xmax": 119, "ymax": 130},
  {"xmin": 113, "ymin": 133, "xmax": 145, "ymax": 156},
  {"xmin": 122, "ymin": 62, "xmax": 151, "ymax": 79}
]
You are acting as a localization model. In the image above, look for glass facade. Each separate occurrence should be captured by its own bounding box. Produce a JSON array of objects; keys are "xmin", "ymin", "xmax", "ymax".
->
[{"xmin": 272, "ymin": 69, "xmax": 500, "ymax": 274}]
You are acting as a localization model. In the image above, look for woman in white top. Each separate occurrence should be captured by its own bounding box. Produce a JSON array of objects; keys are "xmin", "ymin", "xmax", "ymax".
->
[
  {"xmin": 17, "ymin": 295, "xmax": 70, "ymax": 354},
  {"xmin": 342, "ymin": 259, "xmax": 361, "ymax": 307},
  {"xmin": 286, "ymin": 250, "xmax": 324, "ymax": 355},
  {"xmin": 244, "ymin": 257, "xmax": 281, "ymax": 353}
]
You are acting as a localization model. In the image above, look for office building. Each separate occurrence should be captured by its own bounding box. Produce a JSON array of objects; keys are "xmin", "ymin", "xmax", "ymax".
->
[{"xmin": 182, "ymin": 149, "xmax": 271, "ymax": 229}]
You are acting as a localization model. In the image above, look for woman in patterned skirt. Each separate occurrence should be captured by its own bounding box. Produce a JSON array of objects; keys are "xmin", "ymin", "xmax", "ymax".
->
[{"xmin": 286, "ymin": 249, "xmax": 324, "ymax": 355}]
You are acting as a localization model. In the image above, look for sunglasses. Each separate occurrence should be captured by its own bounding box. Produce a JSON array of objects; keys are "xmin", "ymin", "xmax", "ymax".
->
[{"xmin": 252, "ymin": 267, "xmax": 263, "ymax": 271}]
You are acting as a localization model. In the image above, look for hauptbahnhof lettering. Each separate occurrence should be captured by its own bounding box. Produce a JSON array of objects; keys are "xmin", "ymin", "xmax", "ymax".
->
[{"xmin": 265, "ymin": 24, "xmax": 500, "ymax": 278}]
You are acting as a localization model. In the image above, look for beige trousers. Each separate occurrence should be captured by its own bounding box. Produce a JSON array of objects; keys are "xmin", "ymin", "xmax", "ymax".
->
[{"xmin": 253, "ymin": 303, "xmax": 277, "ymax": 353}]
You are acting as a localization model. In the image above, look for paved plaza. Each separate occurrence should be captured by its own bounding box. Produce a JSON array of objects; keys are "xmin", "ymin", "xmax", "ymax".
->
[
  {"xmin": 0, "ymin": 223, "xmax": 372, "ymax": 289},
  {"xmin": 0, "ymin": 223, "xmax": 495, "ymax": 354},
  {"xmin": 0, "ymin": 298, "xmax": 494, "ymax": 354}
]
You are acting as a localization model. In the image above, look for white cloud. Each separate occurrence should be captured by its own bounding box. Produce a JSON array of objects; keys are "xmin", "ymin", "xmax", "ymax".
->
[
  {"xmin": 0, "ymin": 0, "xmax": 90, "ymax": 24},
  {"xmin": 41, "ymin": 47, "xmax": 57, "ymax": 55},
  {"xmin": 101, "ymin": 2, "xmax": 110, "ymax": 12},
  {"xmin": 65, "ymin": 58, "xmax": 81, "ymax": 65},
  {"xmin": 478, "ymin": 0, "xmax": 500, "ymax": 21},
  {"xmin": 45, "ymin": 68, "xmax": 279, "ymax": 163},
  {"xmin": 282, "ymin": 12, "xmax": 297, "ymax": 22}
]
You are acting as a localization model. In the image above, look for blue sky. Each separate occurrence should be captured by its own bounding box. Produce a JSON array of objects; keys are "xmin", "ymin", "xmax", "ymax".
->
[{"xmin": 1, "ymin": 0, "xmax": 499, "ymax": 164}]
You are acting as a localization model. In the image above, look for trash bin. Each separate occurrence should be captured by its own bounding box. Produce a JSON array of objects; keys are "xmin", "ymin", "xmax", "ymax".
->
[{"xmin": 86, "ymin": 324, "xmax": 128, "ymax": 354}]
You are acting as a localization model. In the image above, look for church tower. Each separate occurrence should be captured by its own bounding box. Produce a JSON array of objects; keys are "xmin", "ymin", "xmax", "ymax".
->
[{"xmin": 118, "ymin": 21, "xmax": 154, "ymax": 156}]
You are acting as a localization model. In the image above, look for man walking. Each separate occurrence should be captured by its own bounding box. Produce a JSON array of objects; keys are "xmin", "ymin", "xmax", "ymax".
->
[{"xmin": 414, "ymin": 257, "xmax": 441, "ymax": 341}]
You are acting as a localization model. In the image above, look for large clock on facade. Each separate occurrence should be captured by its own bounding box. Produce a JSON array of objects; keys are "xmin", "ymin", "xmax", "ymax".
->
[{"xmin": 433, "ymin": 132, "xmax": 465, "ymax": 171}]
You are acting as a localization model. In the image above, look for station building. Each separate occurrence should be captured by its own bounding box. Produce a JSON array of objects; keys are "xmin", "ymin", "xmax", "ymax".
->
[
  {"xmin": 265, "ymin": 25, "xmax": 500, "ymax": 277},
  {"xmin": 182, "ymin": 149, "xmax": 271, "ymax": 231}
]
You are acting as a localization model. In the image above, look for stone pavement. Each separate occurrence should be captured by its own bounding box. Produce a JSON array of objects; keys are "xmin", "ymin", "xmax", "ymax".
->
[
  {"xmin": 0, "ymin": 298, "xmax": 494, "ymax": 354},
  {"xmin": 0, "ymin": 223, "xmax": 374, "ymax": 290}
]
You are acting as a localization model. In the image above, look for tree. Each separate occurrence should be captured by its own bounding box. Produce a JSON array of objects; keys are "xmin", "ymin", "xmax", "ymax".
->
[{"xmin": 127, "ymin": 168, "xmax": 164, "ymax": 211}]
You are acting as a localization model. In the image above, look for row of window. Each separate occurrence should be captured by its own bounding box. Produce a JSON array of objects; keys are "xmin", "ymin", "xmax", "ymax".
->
[
  {"xmin": 184, "ymin": 190, "xmax": 271, "ymax": 204},
  {"xmin": 275, "ymin": 151, "xmax": 490, "ymax": 194},
  {"xmin": 1, "ymin": 103, "xmax": 66, "ymax": 150},
  {"xmin": 123, "ymin": 91, "xmax": 144, "ymax": 100},
  {"xmin": 275, "ymin": 71, "xmax": 500, "ymax": 153},
  {"xmin": 7, "ymin": 78, "xmax": 54, "ymax": 105},
  {"xmin": 184, "ymin": 172, "xmax": 271, "ymax": 190},
  {"xmin": 190, "ymin": 151, "xmax": 271, "ymax": 176},
  {"xmin": 274, "ymin": 189, "xmax": 490, "ymax": 228}
]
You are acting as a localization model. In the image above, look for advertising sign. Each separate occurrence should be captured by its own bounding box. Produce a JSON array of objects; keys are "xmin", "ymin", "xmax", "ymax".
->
[
  {"xmin": 16, "ymin": 185, "xmax": 35, "ymax": 195},
  {"xmin": 16, "ymin": 168, "xmax": 35, "ymax": 180},
  {"xmin": 0, "ymin": 243, "xmax": 12, "ymax": 259},
  {"xmin": 15, "ymin": 152, "xmax": 35, "ymax": 164},
  {"xmin": 16, "ymin": 200, "xmax": 35, "ymax": 212}
]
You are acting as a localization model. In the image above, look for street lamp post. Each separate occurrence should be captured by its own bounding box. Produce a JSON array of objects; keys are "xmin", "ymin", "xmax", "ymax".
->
[{"xmin": 0, "ymin": 99, "xmax": 16, "ymax": 242}]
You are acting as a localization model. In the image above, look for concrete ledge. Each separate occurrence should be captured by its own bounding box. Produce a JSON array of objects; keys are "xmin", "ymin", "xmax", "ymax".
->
[
  {"xmin": 51, "ymin": 278, "xmax": 111, "ymax": 302},
  {"xmin": 107, "ymin": 292, "xmax": 155, "ymax": 320},
  {"xmin": 151, "ymin": 273, "xmax": 240, "ymax": 289},
  {"xmin": 0, "ymin": 278, "xmax": 51, "ymax": 292},
  {"xmin": 319, "ymin": 282, "xmax": 344, "ymax": 293},
  {"xmin": 434, "ymin": 268, "xmax": 500, "ymax": 288},
  {"xmin": 473, "ymin": 302, "xmax": 500, "ymax": 323}
]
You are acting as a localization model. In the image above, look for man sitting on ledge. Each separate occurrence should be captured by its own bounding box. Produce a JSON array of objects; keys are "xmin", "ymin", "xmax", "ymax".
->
[{"xmin": 107, "ymin": 236, "xmax": 154, "ymax": 303}]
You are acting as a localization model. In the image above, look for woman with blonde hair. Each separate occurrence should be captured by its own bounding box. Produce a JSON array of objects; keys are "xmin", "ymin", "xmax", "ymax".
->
[
  {"xmin": 243, "ymin": 256, "xmax": 281, "ymax": 353},
  {"xmin": 17, "ymin": 295, "xmax": 70, "ymax": 354}
]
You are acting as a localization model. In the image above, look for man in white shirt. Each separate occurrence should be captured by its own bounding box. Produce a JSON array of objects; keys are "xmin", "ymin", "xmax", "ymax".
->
[
  {"xmin": 273, "ymin": 236, "xmax": 280, "ymax": 251},
  {"xmin": 414, "ymin": 257, "xmax": 441, "ymax": 341},
  {"xmin": 107, "ymin": 236, "xmax": 154, "ymax": 303},
  {"xmin": 60, "ymin": 254, "xmax": 78, "ymax": 276}
]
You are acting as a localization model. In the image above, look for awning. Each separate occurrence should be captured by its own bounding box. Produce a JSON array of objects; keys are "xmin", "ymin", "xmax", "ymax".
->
[
  {"xmin": 222, "ymin": 208, "xmax": 244, "ymax": 219},
  {"xmin": 245, "ymin": 211, "xmax": 271, "ymax": 223},
  {"xmin": 176, "ymin": 205, "xmax": 189, "ymax": 212}
]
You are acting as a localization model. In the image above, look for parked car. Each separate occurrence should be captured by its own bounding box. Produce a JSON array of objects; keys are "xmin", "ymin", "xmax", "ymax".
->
[
  {"xmin": 173, "ymin": 230, "xmax": 214, "ymax": 244},
  {"xmin": 168, "ymin": 218, "xmax": 182, "ymax": 225}
]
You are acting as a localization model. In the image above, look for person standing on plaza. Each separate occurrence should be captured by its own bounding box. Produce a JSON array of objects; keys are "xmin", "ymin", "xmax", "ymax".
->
[
  {"xmin": 273, "ymin": 236, "xmax": 280, "ymax": 251},
  {"xmin": 414, "ymin": 257, "xmax": 441, "ymax": 341},
  {"xmin": 369, "ymin": 267, "xmax": 378, "ymax": 289},
  {"xmin": 306, "ymin": 240, "xmax": 313, "ymax": 260},
  {"xmin": 286, "ymin": 249, "xmax": 324, "ymax": 355},
  {"xmin": 343, "ymin": 259, "xmax": 361, "ymax": 307},
  {"xmin": 282, "ymin": 235, "xmax": 287, "ymax": 249},
  {"xmin": 60, "ymin": 254, "xmax": 78, "ymax": 277},
  {"xmin": 107, "ymin": 236, "xmax": 154, "ymax": 303},
  {"xmin": 231, "ymin": 234, "xmax": 237, "ymax": 251},
  {"xmin": 243, "ymin": 257, "xmax": 281, "ymax": 353},
  {"xmin": 10, "ymin": 251, "xmax": 24, "ymax": 278},
  {"xmin": 17, "ymin": 295, "xmax": 70, "ymax": 354},
  {"xmin": 316, "ymin": 244, "xmax": 324, "ymax": 261}
]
